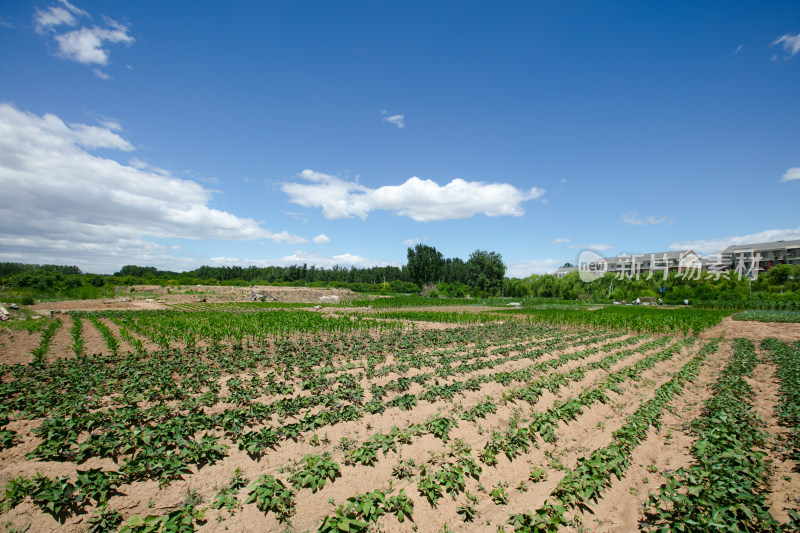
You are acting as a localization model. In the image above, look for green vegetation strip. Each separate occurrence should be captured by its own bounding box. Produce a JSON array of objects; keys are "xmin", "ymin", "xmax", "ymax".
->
[
  {"xmin": 29, "ymin": 318, "xmax": 61, "ymax": 365},
  {"xmin": 732, "ymin": 310, "xmax": 800, "ymax": 323},
  {"xmin": 642, "ymin": 338, "xmax": 797, "ymax": 531},
  {"xmin": 493, "ymin": 306, "xmax": 732, "ymax": 335}
]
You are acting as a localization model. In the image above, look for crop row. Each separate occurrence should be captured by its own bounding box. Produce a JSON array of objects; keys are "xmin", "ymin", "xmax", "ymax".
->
[
  {"xmin": 509, "ymin": 339, "xmax": 718, "ymax": 531},
  {"xmin": 642, "ymin": 338, "xmax": 796, "ymax": 531}
]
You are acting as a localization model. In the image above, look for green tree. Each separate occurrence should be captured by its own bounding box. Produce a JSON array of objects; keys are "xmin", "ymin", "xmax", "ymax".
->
[
  {"xmin": 406, "ymin": 244, "xmax": 445, "ymax": 288},
  {"xmin": 466, "ymin": 250, "xmax": 506, "ymax": 295}
]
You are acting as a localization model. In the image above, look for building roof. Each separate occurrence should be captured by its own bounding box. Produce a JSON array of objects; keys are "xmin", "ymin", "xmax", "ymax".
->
[
  {"xmin": 552, "ymin": 265, "xmax": 577, "ymax": 275},
  {"xmin": 722, "ymin": 240, "xmax": 800, "ymax": 253},
  {"xmin": 603, "ymin": 250, "xmax": 699, "ymax": 264}
]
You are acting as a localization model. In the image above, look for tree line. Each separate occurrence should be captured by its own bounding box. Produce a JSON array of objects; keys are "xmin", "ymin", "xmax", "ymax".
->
[{"xmin": 0, "ymin": 244, "xmax": 508, "ymax": 297}]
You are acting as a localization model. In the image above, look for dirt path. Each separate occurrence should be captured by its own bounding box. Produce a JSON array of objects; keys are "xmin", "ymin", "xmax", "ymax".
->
[{"xmin": 0, "ymin": 328, "xmax": 40, "ymax": 366}]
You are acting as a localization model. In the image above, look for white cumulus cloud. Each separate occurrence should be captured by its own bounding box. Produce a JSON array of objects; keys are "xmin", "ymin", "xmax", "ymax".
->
[
  {"xmin": 312, "ymin": 234, "xmax": 331, "ymax": 244},
  {"xmin": 282, "ymin": 169, "xmax": 545, "ymax": 222},
  {"xmin": 670, "ymin": 226, "xmax": 800, "ymax": 254},
  {"xmin": 380, "ymin": 109, "xmax": 405, "ymax": 128},
  {"xmin": 33, "ymin": 1, "xmax": 133, "ymax": 73},
  {"xmin": 781, "ymin": 167, "xmax": 800, "ymax": 182},
  {"xmin": 0, "ymin": 103, "xmax": 305, "ymax": 272},
  {"xmin": 54, "ymin": 22, "xmax": 134, "ymax": 66}
]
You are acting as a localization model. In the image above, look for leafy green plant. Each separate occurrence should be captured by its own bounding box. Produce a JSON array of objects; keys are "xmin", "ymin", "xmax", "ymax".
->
[
  {"xmin": 87, "ymin": 504, "xmax": 123, "ymax": 533},
  {"xmin": 392, "ymin": 458, "xmax": 417, "ymax": 480},
  {"xmin": 76, "ymin": 468, "xmax": 122, "ymax": 505},
  {"xmin": 31, "ymin": 474, "xmax": 85, "ymax": 523},
  {"xmin": 1, "ymin": 475, "xmax": 34, "ymax": 511},
  {"xmin": 456, "ymin": 491, "xmax": 480, "ymax": 522},
  {"xmin": 244, "ymin": 475, "xmax": 295, "ymax": 523},
  {"xmin": 491, "ymin": 483, "xmax": 509, "ymax": 505},
  {"xmin": 289, "ymin": 452, "xmax": 341, "ymax": 492},
  {"xmin": 528, "ymin": 467, "xmax": 547, "ymax": 483},
  {"xmin": 212, "ymin": 468, "xmax": 248, "ymax": 513}
]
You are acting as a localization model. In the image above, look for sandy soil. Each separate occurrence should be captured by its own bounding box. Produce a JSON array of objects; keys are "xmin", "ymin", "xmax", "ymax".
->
[
  {"xmin": 28, "ymin": 284, "xmax": 363, "ymax": 313},
  {"xmin": 701, "ymin": 316, "xmax": 800, "ymax": 343}
]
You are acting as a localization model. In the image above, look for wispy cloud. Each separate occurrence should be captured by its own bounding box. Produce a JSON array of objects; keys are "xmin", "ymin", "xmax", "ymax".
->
[
  {"xmin": 33, "ymin": 1, "xmax": 133, "ymax": 77},
  {"xmin": 585, "ymin": 243, "xmax": 614, "ymax": 251},
  {"xmin": 507, "ymin": 259, "xmax": 563, "ymax": 278},
  {"xmin": 34, "ymin": 0, "xmax": 87, "ymax": 32},
  {"xmin": 566, "ymin": 243, "xmax": 614, "ymax": 251},
  {"xmin": 772, "ymin": 32, "xmax": 800, "ymax": 58},
  {"xmin": 282, "ymin": 169, "xmax": 545, "ymax": 222},
  {"xmin": 550, "ymin": 237, "xmax": 571, "ymax": 244},
  {"xmin": 621, "ymin": 211, "xmax": 668, "ymax": 226},
  {"xmin": 402, "ymin": 236, "xmax": 429, "ymax": 246},
  {"xmin": 0, "ymin": 104, "xmax": 305, "ymax": 273},
  {"xmin": 670, "ymin": 226, "xmax": 800, "ymax": 254},
  {"xmin": 781, "ymin": 167, "xmax": 800, "ymax": 182},
  {"xmin": 380, "ymin": 109, "xmax": 405, "ymax": 128},
  {"xmin": 733, "ymin": 44, "xmax": 743, "ymax": 55}
]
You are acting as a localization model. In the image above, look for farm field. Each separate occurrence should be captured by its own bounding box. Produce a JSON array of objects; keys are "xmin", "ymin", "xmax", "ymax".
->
[{"xmin": 0, "ymin": 304, "xmax": 799, "ymax": 532}]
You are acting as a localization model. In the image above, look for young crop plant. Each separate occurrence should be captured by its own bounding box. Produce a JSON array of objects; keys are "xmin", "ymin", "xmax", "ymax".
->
[
  {"xmin": 491, "ymin": 483, "xmax": 510, "ymax": 505},
  {"xmin": 212, "ymin": 468, "xmax": 248, "ymax": 513},
  {"xmin": 426, "ymin": 415, "xmax": 458, "ymax": 442},
  {"xmin": 1, "ymin": 475, "xmax": 34, "ymax": 512},
  {"xmin": 392, "ymin": 458, "xmax": 417, "ymax": 480},
  {"xmin": 119, "ymin": 489, "xmax": 206, "ymax": 533},
  {"xmin": 86, "ymin": 504, "xmax": 123, "ymax": 533},
  {"xmin": 0, "ymin": 417, "xmax": 20, "ymax": 451},
  {"xmin": 245, "ymin": 475, "xmax": 296, "ymax": 523},
  {"xmin": 237, "ymin": 426, "xmax": 281, "ymax": 457},
  {"xmin": 528, "ymin": 466, "xmax": 547, "ymax": 483},
  {"xmin": 288, "ymin": 452, "xmax": 341, "ymax": 492},
  {"xmin": 30, "ymin": 474, "xmax": 85, "ymax": 523},
  {"xmin": 75, "ymin": 468, "xmax": 122, "ymax": 505},
  {"xmin": 321, "ymin": 488, "xmax": 415, "ymax": 529},
  {"xmin": 456, "ymin": 491, "xmax": 480, "ymax": 522}
]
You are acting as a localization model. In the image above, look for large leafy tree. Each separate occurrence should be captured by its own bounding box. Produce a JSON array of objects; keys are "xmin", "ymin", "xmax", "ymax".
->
[
  {"xmin": 466, "ymin": 250, "xmax": 506, "ymax": 295},
  {"xmin": 406, "ymin": 244, "xmax": 445, "ymax": 287}
]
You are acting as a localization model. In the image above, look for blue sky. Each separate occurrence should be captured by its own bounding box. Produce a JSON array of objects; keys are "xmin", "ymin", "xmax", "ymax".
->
[{"xmin": 1, "ymin": 1, "xmax": 798, "ymax": 276}]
